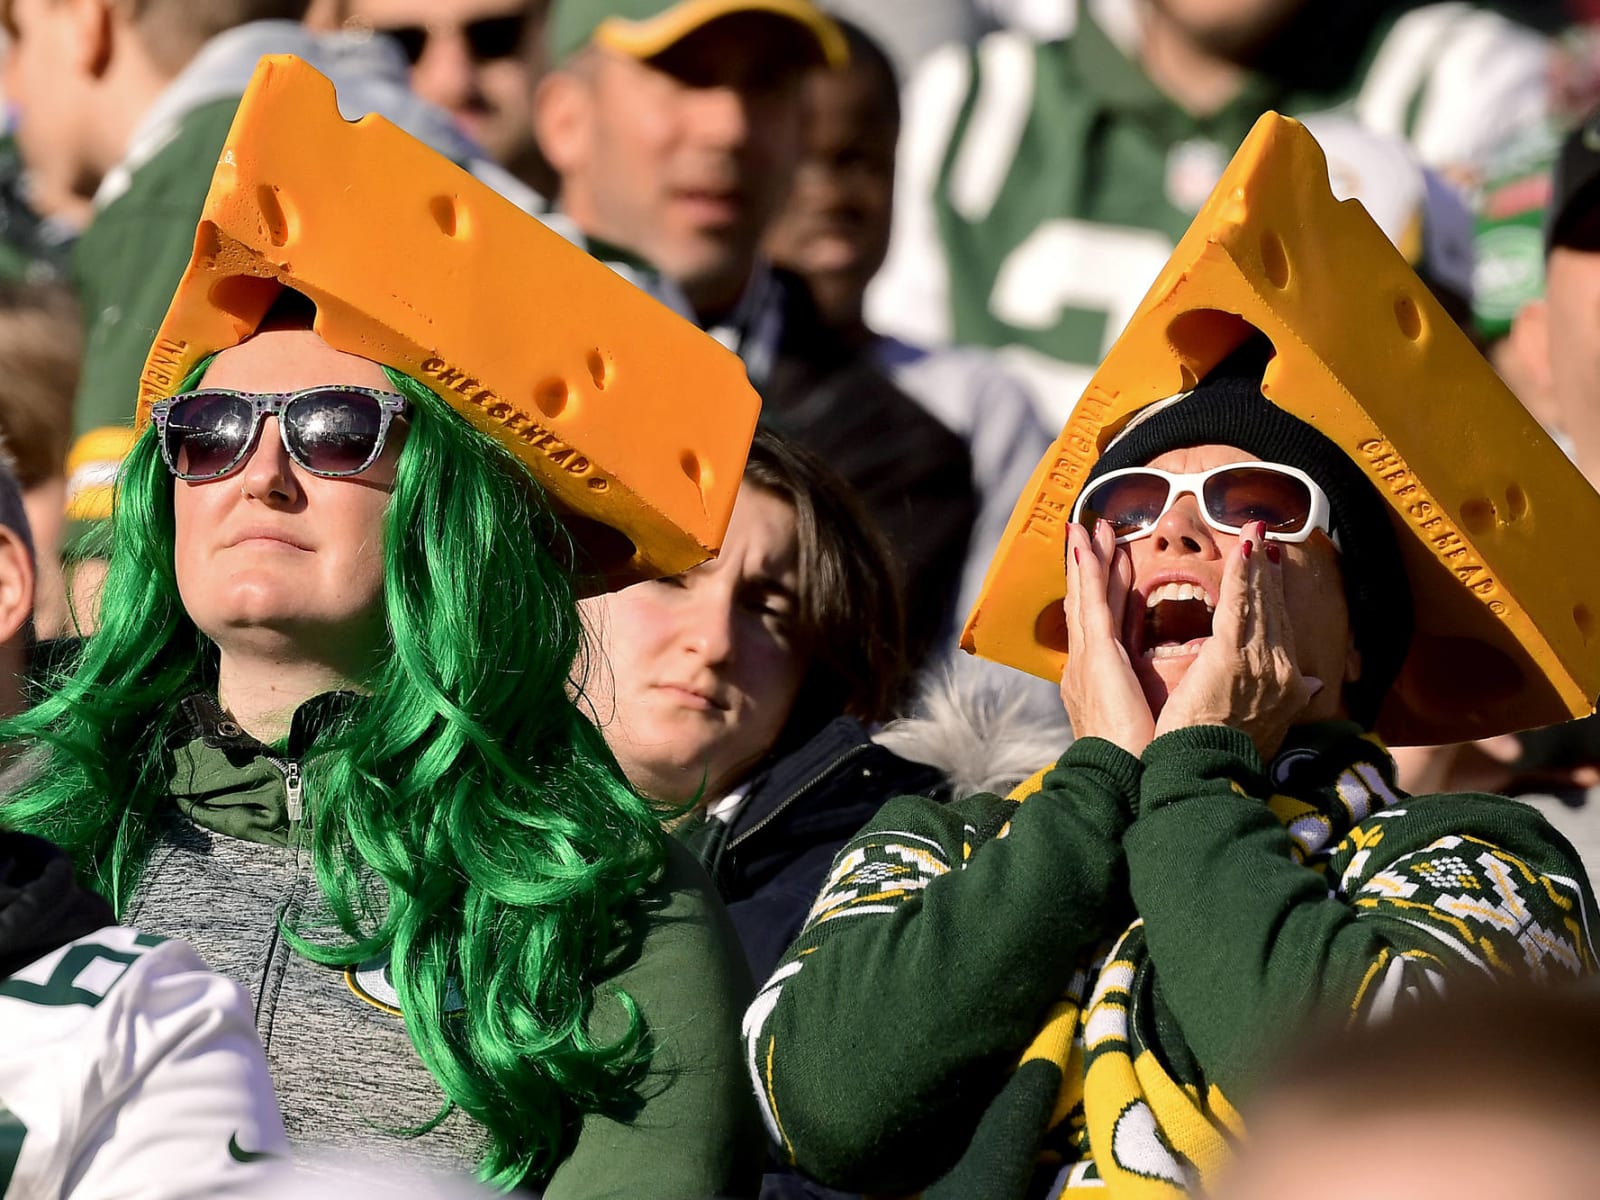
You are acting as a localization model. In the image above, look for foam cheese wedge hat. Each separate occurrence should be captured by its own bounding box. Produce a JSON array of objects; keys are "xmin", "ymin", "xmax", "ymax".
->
[
  {"xmin": 962, "ymin": 113, "xmax": 1600, "ymax": 747},
  {"xmin": 137, "ymin": 54, "xmax": 760, "ymax": 592}
]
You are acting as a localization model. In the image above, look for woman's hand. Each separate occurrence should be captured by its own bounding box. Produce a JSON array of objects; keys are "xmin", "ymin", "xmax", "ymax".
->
[
  {"xmin": 1153, "ymin": 522, "xmax": 1323, "ymax": 760},
  {"xmin": 1061, "ymin": 519, "xmax": 1155, "ymax": 757}
]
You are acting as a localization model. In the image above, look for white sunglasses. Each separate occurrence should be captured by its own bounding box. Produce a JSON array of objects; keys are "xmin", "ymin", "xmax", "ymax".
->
[{"xmin": 1071, "ymin": 461, "xmax": 1340, "ymax": 550}]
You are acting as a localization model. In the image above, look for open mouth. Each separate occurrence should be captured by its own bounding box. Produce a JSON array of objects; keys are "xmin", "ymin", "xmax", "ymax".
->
[{"xmin": 1140, "ymin": 581, "xmax": 1216, "ymax": 660}]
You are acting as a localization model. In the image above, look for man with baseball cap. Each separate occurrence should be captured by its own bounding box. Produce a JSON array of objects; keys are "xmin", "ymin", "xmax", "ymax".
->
[
  {"xmin": 534, "ymin": 0, "xmax": 980, "ymax": 667},
  {"xmin": 537, "ymin": 0, "xmax": 845, "ymax": 324}
]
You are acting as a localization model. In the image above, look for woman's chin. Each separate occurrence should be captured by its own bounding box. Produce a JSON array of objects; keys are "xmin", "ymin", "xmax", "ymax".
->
[
  {"xmin": 199, "ymin": 601, "xmax": 386, "ymax": 668},
  {"xmin": 1133, "ymin": 643, "xmax": 1207, "ymax": 717}
]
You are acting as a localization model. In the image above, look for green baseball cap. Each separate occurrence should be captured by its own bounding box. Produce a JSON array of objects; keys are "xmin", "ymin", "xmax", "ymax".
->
[{"xmin": 548, "ymin": 0, "xmax": 848, "ymax": 69}]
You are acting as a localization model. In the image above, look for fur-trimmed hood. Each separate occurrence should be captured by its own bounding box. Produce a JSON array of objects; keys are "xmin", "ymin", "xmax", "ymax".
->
[{"xmin": 874, "ymin": 657, "xmax": 1072, "ymax": 801}]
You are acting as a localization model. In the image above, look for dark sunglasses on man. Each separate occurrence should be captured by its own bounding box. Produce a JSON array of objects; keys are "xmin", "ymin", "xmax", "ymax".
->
[{"xmin": 365, "ymin": 10, "xmax": 532, "ymax": 66}]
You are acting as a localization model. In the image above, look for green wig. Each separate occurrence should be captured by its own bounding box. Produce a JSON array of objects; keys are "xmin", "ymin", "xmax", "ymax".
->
[{"xmin": 0, "ymin": 368, "xmax": 666, "ymax": 1189}]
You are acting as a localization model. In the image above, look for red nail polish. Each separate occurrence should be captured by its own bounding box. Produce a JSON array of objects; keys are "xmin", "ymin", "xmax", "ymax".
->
[
  {"xmin": 1242, "ymin": 539, "xmax": 1252, "ymax": 560},
  {"xmin": 1073, "ymin": 547, "xmax": 1080, "ymax": 564},
  {"xmin": 1266, "ymin": 542, "xmax": 1281, "ymax": 564}
]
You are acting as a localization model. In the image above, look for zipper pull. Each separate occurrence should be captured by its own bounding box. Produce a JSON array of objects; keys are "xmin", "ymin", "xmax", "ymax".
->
[{"xmin": 284, "ymin": 762, "xmax": 304, "ymax": 824}]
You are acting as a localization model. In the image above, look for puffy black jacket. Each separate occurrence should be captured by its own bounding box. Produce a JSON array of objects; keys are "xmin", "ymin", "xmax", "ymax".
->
[
  {"xmin": 0, "ymin": 832, "xmax": 113, "ymax": 981},
  {"xmin": 685, "ymin": 716, "xmax": 948, "ymax": 988}
]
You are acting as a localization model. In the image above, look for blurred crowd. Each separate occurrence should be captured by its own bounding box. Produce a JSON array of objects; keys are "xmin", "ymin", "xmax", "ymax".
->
[{"xmin": 0, "ymin": 0, "xmax": 1597, "ymax": 1197}]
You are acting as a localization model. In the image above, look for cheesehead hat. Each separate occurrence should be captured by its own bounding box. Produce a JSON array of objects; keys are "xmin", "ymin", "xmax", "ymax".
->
[
  {"xmin": 547, "ymin": 0, "xmax": 847, "ymax": 68},
  {"xmin": 962, "ymin": 113, "xmax": 1600, "ymax": 746},
  {"xmin": 138, "ymin": 55, "xmax": 761, "ymax": 593}
]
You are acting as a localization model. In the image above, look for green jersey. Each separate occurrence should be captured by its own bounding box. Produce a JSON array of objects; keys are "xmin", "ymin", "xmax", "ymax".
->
[
  {"xmin": 868, "ymin": 0, "xmax": 1550, "ymax": 426},
  {"xmin": 746, "ymin": 723, "xmax": 1596, "ymax": 1197}
]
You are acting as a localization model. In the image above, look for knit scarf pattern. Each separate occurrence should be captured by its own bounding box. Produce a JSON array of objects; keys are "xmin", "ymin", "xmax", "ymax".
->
[{"xmin": 958, "ymin": 730, "xmax": 1592, "ymax": 1199}]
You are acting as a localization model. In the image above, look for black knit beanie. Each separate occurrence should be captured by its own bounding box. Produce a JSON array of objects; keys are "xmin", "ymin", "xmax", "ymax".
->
[{"xmin": 1081, "ymin": 337, "xmax": 1412, "ymax": 726}]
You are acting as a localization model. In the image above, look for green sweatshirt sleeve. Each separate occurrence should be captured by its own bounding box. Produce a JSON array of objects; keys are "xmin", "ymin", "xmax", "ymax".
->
[
  {"xmin": 1125, "ymin": 724, "xmax": 1598, "ymax": 1097},
  {"xmin": 744, "ymin": 737, "xmax": 1139, "ymax": 1193},
  {"xmin": 545, "ymin": 840, "xmax": 761, "ymax": 1200}
]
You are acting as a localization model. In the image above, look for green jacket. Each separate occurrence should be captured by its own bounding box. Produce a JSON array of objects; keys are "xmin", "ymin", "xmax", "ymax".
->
[
  {"xmin": 123, "ymin": 692, "xmax": 761, "ymax": 1197},
  {"xmin": 0, "ymin": 135, "xmax": 70, "ymax": 285},
  {"xmin": 65, "ymin": 98, "xmax": 238, "ymax": 532},
  {"xmin": 71, "ymin": 99, "xmax": 237, "ymax": 435},
  {"xmin": 745, "ymin": 722, "xmax": 1597, "ymax": 1197}
]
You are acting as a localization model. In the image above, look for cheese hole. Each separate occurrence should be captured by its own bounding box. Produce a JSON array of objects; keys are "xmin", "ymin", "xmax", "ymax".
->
[
  {"xmin": 534, "ymin": 377, "xmax": 569, "ymax": 418},
  {"xmin": 1166, "ymin": 311, "xmax": 1265, "ymax": 383},
  {"xmin": 194, "ymin": 222, "xmax": 222, "ymax": 270},
  {"xmin": 1394, "ymin": 294, "xmax": 1424, "ymax": 341},
  {"xmin": 680, "ymin": 450, "xmax": 708, "ymax": 492},
  {"xmin": 1459, "ymin": 498, "xmax": 1496, "ymax": 535},
  {"xmin": 1576, "ymin": 605, "xmax": 1596, "ymax": 643},
  {"xmin": 257, "ymin": 185, "xmax": 294, "ymax": 247},
  {"xmin": 1035, "ymin": 599, "xmax": 1068, "ymax": 655},
  {"xmin": 1505, "ymin": 483, "xmax": 1529, "ymax": 522},
  {"xmin": 587, "ymin": 348, "xmax": 611, "ymax": 391},
  {"xmin": 1260, "ymin": 231, "xmax": 1290, "ymax": 289},
  {"xmin": 209, "ymin": 275, "xmax": 279, "ymax": 326},
  {"xmin": 430, "ymin": 195, "xmax": 464, "ymax": 238}
]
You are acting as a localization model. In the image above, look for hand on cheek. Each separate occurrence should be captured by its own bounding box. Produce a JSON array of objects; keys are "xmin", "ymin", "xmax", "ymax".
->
[
  {"xmin": 1153, "ymin": 521, "xmax": 1323, "ymax": 760},
  {"xmin": 1061, "ymin": 519, "xmax": 1156, "ymax": 758}
]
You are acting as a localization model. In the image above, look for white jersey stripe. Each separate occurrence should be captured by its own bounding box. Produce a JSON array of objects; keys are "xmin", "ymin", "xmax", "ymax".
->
[
  {"xmin": 950, "ymin": 33, "xmax": 1037, "ymax": 223},
  {"xmin": 866, "ymin": 44, "xmax": 970, "ymax": 345},
  {"xmin": 1354, "ymin": 3, "xmax": 1470, "ymax": 143},
  {"xmin": 1409, "ymin": 9, "xmax": 1549, "ymax": 169}
]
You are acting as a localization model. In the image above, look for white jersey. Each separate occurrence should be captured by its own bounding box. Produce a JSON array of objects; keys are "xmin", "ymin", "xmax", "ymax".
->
[{"xmin": 0, "ymin": 927, "xmax": 288, "ymax": 1199}]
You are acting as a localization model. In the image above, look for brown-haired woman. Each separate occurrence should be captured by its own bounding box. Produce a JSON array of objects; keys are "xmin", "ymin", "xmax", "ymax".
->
[{"xmin": 576, "ymin": 429, "xmax": 942, "ymax": 982}]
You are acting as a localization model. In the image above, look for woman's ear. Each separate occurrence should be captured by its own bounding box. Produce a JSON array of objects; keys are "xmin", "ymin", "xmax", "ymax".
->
[
  {"xmin": 0, "ymin": 524, "xmax": 35, "ymax": 645},
  {"xmin": 533, "ymin": 67, "xmax": 594, "ymax": 178},
  {"xmin": 68, "ymin": 0, "xmax": 114, "ymax": 78}
]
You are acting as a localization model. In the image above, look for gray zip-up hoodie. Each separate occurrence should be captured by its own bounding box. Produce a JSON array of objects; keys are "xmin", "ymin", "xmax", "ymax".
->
[{"xmin": 123, "ymin": 695, "xmax": 761, "ymax": 1197}]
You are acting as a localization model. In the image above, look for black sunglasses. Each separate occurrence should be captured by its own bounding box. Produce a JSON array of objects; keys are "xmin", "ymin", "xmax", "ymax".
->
[
  {"xmin": 150, "ymin": 387, "xmax": 410, "ymax": 482},
  {"xmin": 378, "ymin": 12, "xmax": 530, "ymax": 66}
]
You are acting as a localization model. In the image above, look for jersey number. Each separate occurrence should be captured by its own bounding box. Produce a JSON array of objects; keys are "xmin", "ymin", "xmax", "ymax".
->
[{"xmin": 987, "ymin": 218, "xmax": 1174, "ymax": 427}]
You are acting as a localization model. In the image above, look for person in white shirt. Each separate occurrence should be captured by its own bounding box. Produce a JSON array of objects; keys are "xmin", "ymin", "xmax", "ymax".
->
[{"xmin": 0, "ymin": 831, "xmax": 288, "ymax": 1199}]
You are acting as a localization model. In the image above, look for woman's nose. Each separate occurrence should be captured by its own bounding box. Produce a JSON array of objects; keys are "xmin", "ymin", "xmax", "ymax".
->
[
  {"xmin": 682, "ymin": 596, "xmax": 736, "ymax": 664},
  {"xmin": 236, "ymin": 417, "xmax": 300, "ymax": 505},
  {"xmin": 1149, "ymin": 492, "xmax": 1219, "ymax": 556}
]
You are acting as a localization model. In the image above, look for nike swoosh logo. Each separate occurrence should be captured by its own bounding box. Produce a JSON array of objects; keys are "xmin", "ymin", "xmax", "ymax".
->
[{"xmin": 228, "ymin": 1132, "xmax": 276, "ymax": 1164}]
